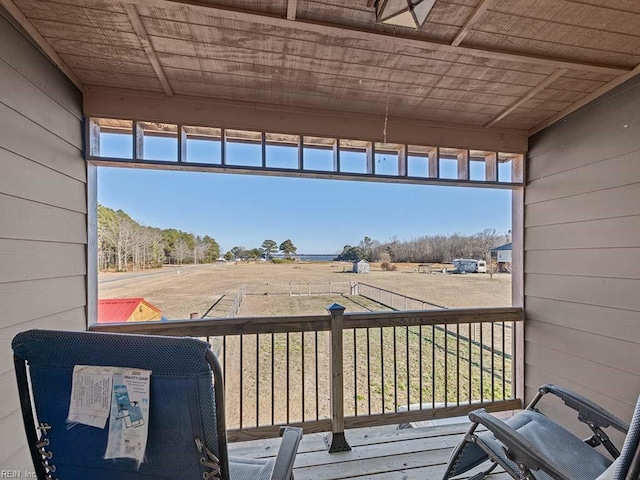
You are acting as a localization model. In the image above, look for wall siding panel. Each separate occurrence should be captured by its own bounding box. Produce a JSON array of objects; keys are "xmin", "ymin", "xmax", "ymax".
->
[
  {"xmin": 0, "ymin": 14, "xmax": 82, "ymax": 119},
  {"xmin": 0, "ymin": 103, "xmax": 84, "ymax": 181},
  {"xmin": 0, "ymin": 193, "xmax": 86, "ymax": 243},
  {"xmin": 0, "ymin": 58, "xmax": 82, "ymax": 145},
  {"xmin": 525, "ymin": 297, "xmax": 640, "ymax": 342},
  {"xmin": 526, "ymin": 75, "xmax": 640, "ymax": 432},
  {"xmin": 0, "ymin": 10, "xmax": 86, "ymax": 473},
  {"xmin": 0, "ymin": 307, "xmax": 87, "ymax": 376},
  {"xmin": 0, "ymin": 239, "xmax": 86, "ymax": 284},
  {"xmin": 0, "ymin": 148, "xmax": 86, "ymax": 212}
]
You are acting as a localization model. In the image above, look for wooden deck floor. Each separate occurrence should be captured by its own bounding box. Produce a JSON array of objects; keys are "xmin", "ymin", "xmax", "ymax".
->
[{"xmin": 228, "ymin": 422, "xmax": 511, "ymax": 480}]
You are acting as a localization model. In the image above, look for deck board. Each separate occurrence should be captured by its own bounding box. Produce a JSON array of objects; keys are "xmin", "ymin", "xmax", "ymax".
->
[{"xmin": 229, "ymin": 422, "xmax": 510, "ymax": 479}]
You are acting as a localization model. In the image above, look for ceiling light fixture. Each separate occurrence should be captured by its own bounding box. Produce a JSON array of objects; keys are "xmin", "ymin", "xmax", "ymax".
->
[{"xmin": 375, "ymin": 0, "xmax": 436, "ymax": 29}]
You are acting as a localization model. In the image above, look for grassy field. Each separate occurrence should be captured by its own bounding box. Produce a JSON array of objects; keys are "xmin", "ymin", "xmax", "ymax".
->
[
  {"xmin": 99, "ymin": 261, "xmax": 511, "ymax": 319},
  {"xmin": 99, "ymin": 262, "xmax": 513, "ymax": 429}
]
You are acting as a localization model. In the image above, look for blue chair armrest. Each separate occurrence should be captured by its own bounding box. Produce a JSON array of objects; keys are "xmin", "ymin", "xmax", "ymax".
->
[
  {"xmin": 541, "ymin": 385, "xmax": 629, "ymax": 434},
  {"xmin": 270, "ymin": 427, "xmax": 303, "ymax": 480}
]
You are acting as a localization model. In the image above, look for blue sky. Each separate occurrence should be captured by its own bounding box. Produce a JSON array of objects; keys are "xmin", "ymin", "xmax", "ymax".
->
[{"xmin": 97, "ymin": 133, "xmax": 512, "ymax": 253}]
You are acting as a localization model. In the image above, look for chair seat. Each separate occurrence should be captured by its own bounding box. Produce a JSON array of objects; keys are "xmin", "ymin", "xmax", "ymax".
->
[
  {"xmin": 450, "ymin": 410, "xmax": 612, "ymax": 479},
  {"xmin": 229, "ymin": 456, "xmax": 276, "ymax": 480}
]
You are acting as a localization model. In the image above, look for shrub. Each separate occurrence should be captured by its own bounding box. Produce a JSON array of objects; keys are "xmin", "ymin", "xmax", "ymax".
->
[
  {"xmin": 381, "ymin": 262, "xmax": 397, "ymax": 271},
  {"xmin": 271, "ymin": 258, "xmax": 295, "ymax": 264}
]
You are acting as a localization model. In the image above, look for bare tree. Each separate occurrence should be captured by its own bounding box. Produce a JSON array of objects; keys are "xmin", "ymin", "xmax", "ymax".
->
[
  {"xmin": 173, "ymin": 238, "xmax": 191, "ymax": 265},
  {"xmin": 99, "ymin": 214, "xmax": 135, "ymax": 271}
]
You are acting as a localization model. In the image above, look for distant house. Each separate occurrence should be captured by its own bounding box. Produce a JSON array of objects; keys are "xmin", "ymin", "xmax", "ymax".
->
[
  {"xmin": 98, "ymin": 298, "xmax": 162, "ymax": 323},
  {"xmin": 353, "ymin": 259, "xmax": 370, "ymax": 274},
  {"xmin": 490, "ymin": 243, "xmax": 512, "ymax": 272}
]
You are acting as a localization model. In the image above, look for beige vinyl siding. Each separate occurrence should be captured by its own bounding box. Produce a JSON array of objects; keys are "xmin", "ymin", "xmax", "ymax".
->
[
  {"xmin": 525, "ymin": 75, "xmax": 640, "ymax": 435},
  {"xmin": 0, "ymin": 10, "xmax": 86, "ymax": 472}
]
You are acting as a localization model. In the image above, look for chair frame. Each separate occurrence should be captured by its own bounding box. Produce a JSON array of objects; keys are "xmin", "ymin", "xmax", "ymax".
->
[{"xmin": 442, "ymin": 384, "xmax": 632, "ymax": 480}]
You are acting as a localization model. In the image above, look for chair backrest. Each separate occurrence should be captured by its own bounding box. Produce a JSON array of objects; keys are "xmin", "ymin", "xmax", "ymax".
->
[
  {"xmin": 12, "ymin": 329, "xmax": 229, "ymax": 480},
  {"xmin": 617, "ymin": 394, "xmax": 640, "ymax": 480}
]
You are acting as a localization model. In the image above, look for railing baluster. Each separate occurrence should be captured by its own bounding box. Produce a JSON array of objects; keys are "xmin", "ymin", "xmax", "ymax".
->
[
  {"xmin": 393, "ymin": 326, "xmax": 398, "ymax": 412},
  {"xmin": 431, "ymin": 324, "xmax": 435, "ymax": 409},
  {"xmin": 480, "ymin": 323, "xmax": 484, "ymax": 403},
  {"xmin": 491, "ymin": 322, "xmax": 495, "ymax": 402},
  {"xmin": 444, "ymin": 324, "xmax": 448, "ymax": 407},
  {"xmin": 240, "ymin": 334, "xmax": 244, "ymax": 428},
  {"xmin": 271, "ymin": 333, "xmax": 275, "ymax": 425},
  {"xmin": 405, "ymin": 325, "xmax": 410, "ymax": 411},
  {"xmin": 468, "ymin": 322, "xmax": 472, "ymax": 405},
  {"xmin": 286, "ymin": 332, "xmax": 290, "ymax": 424},
  {"xmin": 353, "ymin": 328, "xmax": 358, "ymax": 416},
  {"xmin": 256, "ymin": 334, "xmax": 260, "ymax": 427},
  {"xmin": 301, "ymin": 331, "xmax": 305, "ymax": 423},
  {"xmin": 456, "ymin": 323, "xmax": 460, "ymax": 406},
  {"xmin": 367, "ymin": 327, "xmax": 371, "ymax": 416},
  {"xmin": 502, "ymin": 321, "xmax": 507, "ymax": 400},
  {"xmin": 380, "ymin": 326, "xmax": 385, "ymax": 413},
  {"xmin": 419, "ymin": 324, "xmax": 423, "ymax": 410},
  {"xmin": 315, "ymin": 331, "xmax": 319, "ymax": 421}
]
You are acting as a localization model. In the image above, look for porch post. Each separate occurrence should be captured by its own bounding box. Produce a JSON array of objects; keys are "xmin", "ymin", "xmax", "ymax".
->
[{"xmin": 326, "ymin": 303, "xmax": 351, "ymax": 452}]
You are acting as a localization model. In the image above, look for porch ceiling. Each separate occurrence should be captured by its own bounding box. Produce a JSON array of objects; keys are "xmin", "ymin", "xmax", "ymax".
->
[{"xmin": 4, "ymin": 0, "xmax": 640, "ymax": 135}]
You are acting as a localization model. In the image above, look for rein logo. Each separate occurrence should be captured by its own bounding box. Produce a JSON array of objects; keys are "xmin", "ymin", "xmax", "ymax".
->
[{"xmin": 1, "ymin": 472, "xmax": 36, "ymax": 478}]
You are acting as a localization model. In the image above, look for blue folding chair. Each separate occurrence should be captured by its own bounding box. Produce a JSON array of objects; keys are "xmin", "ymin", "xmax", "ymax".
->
[{"xmin": 13, "ymin": 329, "xmax": 302, "ymax": 480}]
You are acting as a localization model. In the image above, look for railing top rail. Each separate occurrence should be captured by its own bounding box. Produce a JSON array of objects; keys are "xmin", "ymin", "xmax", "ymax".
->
[
  {"xmin": 89, "ymin": 306, "xmax": 522, "ymax": 336},
  {"xmin": 344, "ymin": 306, "xmax": 522, "ymax": 329},
  {"xmin": 89, "ymin": 314, "xmax": 331, "ymax": 336}
]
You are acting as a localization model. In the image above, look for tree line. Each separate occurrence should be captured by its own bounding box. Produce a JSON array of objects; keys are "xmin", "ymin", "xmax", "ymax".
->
[
  {"xmin": 98, "ymin": 205, "xmax": 220, "ymax": 271},
  {"xmin": 335, "ymin": 229, "xmax": 509, "ymax": 264},
  {"xmin": 225, "ymin": 239, "xmax": 298, "ymax": 261}
]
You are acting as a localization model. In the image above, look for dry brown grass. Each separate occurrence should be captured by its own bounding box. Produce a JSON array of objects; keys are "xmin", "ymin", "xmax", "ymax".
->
[{"xmin": 99, "ymin": 261, "xmax": 511, "ymax": 319}]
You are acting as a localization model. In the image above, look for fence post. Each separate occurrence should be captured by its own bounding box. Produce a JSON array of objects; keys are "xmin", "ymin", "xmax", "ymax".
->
[{"xmin": 326, "ymin": 303, "xmax": 351, "ymax": 453}]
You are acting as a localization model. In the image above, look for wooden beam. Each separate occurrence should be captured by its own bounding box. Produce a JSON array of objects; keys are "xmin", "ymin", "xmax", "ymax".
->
[
  {"xmin": 485, "ymin": 152, "xmax": 497, "ymax": 182},
  {"xmin": 398, "ymin": 145, "xmax": 408, "ymax": 177},
  {"xmin": 117, "ymin": 0, "xmax": 630, "ymax": 76},
  {"xmin": 83, "ymin": 86, "xmax": 529, "ymax": 152},
  {"xmin": 124, "ymin": 3, "xmax": 174, "ymax": 97},
  {"xmin": 0, "ymin": 0, "xmax": 82, "ymax": 89},
  {"xmin": 485, "ymin": 69, "xmax": 568, "ymax": 129},
  {"xmin": 457, "ymin": 149, "xmax": 469, "ymax": 180},
  {"xmin": 366, "ymin": 142, "xmax": 375, "ymax": 174},
  {"xmin": 428, "ymin": 147, "xmax": 439, "ymax": 178},
  {"xmin": 451, "ymin": 0, "xmax": 492, "ymax": 47},
  {"xmin": 529, "ymin": 63, "xmax": 640, "ymax": 135},
  {"xmin": 287, "ymin": 0, "xmax": 298, "ymax": 21}
]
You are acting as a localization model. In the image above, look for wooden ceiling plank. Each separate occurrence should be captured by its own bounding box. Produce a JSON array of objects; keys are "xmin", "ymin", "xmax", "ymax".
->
[
  {"xmin": 529, "ymin": 63, "xmax": 640, "ymax": 135},
  {"xmin": 135, "ymin": 8, "xmax": 561, "ymax": 76},
  {"xmin": 0, "ymin": 0, "xmax": 83, "ymax": 89},
  {"xmin": 451, "ymin": 0, "xmax": 492, "ymax": 47},
  {"xmin": 123, "ymin": 3, "xmax": 173, "ymax": 96},
  {"xmin": 485, "ymin": 68, "xmax": 567, "ymax": 128},
  {"xmin": 287, "ymin": 0, "xmax": 297, "ymax": 21},
  {"xmin": 115, "ymin": 0, "xmax": 630, "ymax": 75}
]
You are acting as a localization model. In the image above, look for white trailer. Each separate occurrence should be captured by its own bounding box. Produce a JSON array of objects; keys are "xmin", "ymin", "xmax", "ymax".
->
[{"xmin": 453, "ymin": 258, "xmax": 487, "ymax": 273}]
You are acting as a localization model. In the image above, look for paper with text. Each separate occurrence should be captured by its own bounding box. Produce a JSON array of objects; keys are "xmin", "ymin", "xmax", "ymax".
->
[
  {"xmin": 104, "ymin": 368, "xmax": 151, "ymax": 465},
  {"xmin": 67, "ymin": 366, "xmax": 115, "ymax": 429}
]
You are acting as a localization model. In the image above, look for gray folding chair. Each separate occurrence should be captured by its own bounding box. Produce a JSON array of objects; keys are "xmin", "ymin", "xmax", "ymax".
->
[
  {"xmin": 442, "ymin": 384, "xmax": 640, "ymax": 480},
  {"xmin": 13, "ymin": 329, "xmax": 302, "ymax": 480}
]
